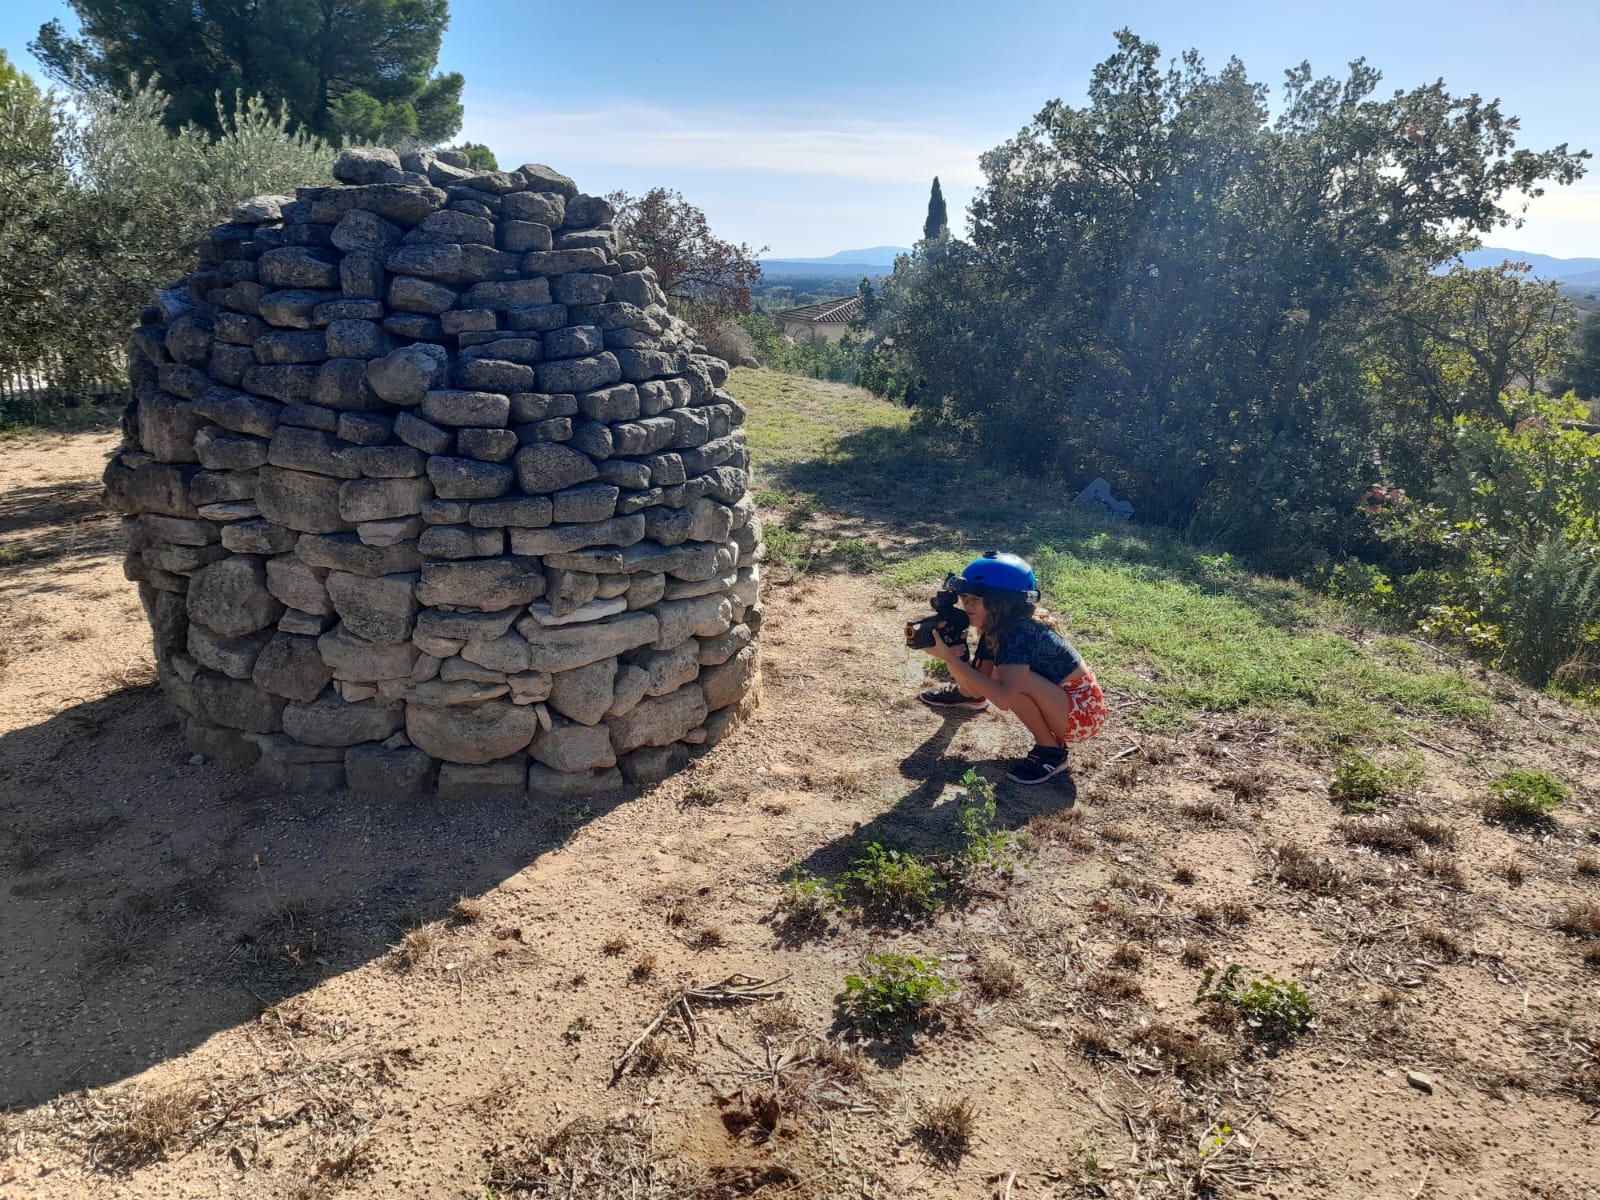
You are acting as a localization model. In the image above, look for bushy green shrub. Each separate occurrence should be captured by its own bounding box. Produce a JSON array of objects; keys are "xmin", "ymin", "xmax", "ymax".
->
[
  {"xmin": 844, "ymin": 843, "xmax": 945, "ymax": 915},
  {"xmin": 841, "ymin": 953, "xmax": 948, "ymax": 1031},
  {"xmin": 1485, "ymin": 769, "xmax": 1567, "ymax": 822},
  {"xmin": 1328, "ymin": 751, "xmax": 1421, "ymax": 811},
  {"xmin": 1197, "ymin": 965, "xmax": 1315, "ymax": 1037}
]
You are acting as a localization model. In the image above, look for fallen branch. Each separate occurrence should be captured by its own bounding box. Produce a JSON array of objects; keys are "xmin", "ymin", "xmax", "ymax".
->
[{"xmin": 612, "ymin": 973, "xmax": 790, "ymax": 1082}]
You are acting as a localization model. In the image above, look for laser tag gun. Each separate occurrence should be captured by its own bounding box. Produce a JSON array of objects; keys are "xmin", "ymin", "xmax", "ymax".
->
[{"xmin": 905, "ymin": 581, "xmax": 970, "ymax": 650}]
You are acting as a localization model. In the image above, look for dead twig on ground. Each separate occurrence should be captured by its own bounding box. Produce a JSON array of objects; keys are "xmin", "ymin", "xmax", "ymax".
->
[{"xmin": 612, "ymin": 973, "xmax": 790, "ymax": 1082}]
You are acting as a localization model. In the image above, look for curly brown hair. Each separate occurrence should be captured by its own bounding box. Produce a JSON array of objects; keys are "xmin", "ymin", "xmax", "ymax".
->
[{"xmin": 977, "ymin": 591, "xmax": 1062, "ymax": 643}]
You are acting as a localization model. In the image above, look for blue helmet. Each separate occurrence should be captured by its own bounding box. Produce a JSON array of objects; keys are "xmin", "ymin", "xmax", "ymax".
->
[{"xmin": 949, "ymin": 551, "xmax": 1039, "ymax": 603}]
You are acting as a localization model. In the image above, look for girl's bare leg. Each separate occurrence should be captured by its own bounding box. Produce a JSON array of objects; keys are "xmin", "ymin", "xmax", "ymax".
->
[{"xmin": 993, "ymin": 670, "xmax": 1075, "ymax": 744}]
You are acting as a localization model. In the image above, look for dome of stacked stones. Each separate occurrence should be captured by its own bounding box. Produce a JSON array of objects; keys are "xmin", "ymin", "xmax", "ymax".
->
[{"xmin": 104, "ymin": 147, "xmax": 763, "ymax": 800}]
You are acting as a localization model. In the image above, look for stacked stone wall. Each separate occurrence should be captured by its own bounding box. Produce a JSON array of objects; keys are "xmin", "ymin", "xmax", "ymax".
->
[{"xmin": 105, "ymin": 148, "xmax": 762, "ymax": 799}]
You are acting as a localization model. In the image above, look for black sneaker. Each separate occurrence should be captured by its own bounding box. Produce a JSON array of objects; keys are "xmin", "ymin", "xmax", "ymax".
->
[
  {"xmin": 919, "ymin": 684, "xmax": 989, "ymax": 711},
  {"xmin": 1007, "ymin": 745, "xmax": 1072, "ymax": 786}
]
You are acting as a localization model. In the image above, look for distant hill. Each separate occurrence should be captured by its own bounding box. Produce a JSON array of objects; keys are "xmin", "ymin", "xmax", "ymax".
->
[
  {"xmin": 759, "ymin": 245, "xmax": 911, "ymax": 279},
  {"xmin": 1454, "ymin": 247, "xmax": 1600, "ymax": 286}
]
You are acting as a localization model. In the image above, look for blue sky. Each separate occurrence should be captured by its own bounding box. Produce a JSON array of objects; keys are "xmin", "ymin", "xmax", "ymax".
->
[{"xmin": 4, "ymin": 0, "xmax": 1598, "ymax": 257}]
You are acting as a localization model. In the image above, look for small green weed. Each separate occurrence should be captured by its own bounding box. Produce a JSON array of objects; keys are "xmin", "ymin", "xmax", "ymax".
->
[
  {"xmin": 1486, "ymin": 769, "xmax": 1567, "ymax": 823},
  {"xmin": 922, "ymin": 657, "xmax": 951, "ymax": 680},
  {"xmin": 841, "ymin": 953, "xmax": 948, "ymax": 1032},
  {"xmin": 844, "ymin": 843, "xmax": 945, "ymax": 916},
  {"xmin": 952, "ymin": 768, "xmax": 1024, "ymax": 878},
  {"xmin": 1197, "ymin": 964, "xmax": 1315, "ymax": 1038},
  {"xmin": 778, "ymin": 867, "xmax": 844, "ymax": 924},
  {"xmin": 562, "ymin": 1016, "xmax": 593, "ymax": 1044},
  {"xmin": 834, "ymin": 537, "xmax": 886, "ymax": 572},
  {"xmin": 753, "ymin": 488, "xmax": 788, "ymax": 507},
  {"xmin": 1329, "ymin": 751, "xmax": 1421, "ymax": 811},
  {"xmin": 763, "ymin": 525, "xmax": 815, "ymax": 572}
]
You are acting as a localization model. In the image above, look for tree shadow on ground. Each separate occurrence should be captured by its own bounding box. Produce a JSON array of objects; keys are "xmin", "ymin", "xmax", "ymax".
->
[
  {"xmin": 0, "ymin": 683, "xmax": 641, "ymax": 1108},
  {"xmin": 0, "ymin": 482, "xmax": 122, "ymax": 573}
]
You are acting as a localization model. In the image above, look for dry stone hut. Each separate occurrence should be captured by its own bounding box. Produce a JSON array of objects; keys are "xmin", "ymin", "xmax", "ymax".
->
[{"xmin": 104, "ymin": 148, "xmax": 762, "ymax": 800}]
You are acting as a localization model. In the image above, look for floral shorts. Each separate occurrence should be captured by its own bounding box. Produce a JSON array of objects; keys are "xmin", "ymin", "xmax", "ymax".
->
[{"xmin": 1055, "ymin": 670, "xmax": 1107, "ymax": 746}]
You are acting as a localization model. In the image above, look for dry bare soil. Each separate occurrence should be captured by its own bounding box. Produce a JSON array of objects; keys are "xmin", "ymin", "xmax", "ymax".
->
[{"xmin": 2, "ymin": 373, "xmax": 1598, "ymax": 1199}]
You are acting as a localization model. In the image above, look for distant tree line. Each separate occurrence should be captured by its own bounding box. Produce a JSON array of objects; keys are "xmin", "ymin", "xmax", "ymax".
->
[{"xmin": 864, "ymin": 32, "xmax": 1600, "ymax": 686}]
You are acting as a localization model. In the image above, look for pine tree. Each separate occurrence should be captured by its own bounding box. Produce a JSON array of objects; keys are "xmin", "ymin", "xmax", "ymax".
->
[
  {"xmin": 922, "ymin": 176, "xmax": 948, "ymax": 241},
  {"xmin": 31, "ymin": 0, "xmax": 464, "ymax": 144}
]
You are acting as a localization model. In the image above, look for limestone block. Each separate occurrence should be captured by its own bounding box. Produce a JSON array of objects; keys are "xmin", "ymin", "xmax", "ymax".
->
[
  {"xmin": 318, "ymin": 624, "xmax": 419, "ymax": 681},
  {"xmin": 551, "ymin": 482, "xmax": 618, "ymax": 523},
  {"xmin": 190, "ymin": 471, "xmax": 257, "ymax": 507},
  {"xmin": 527, "ymin": 762, "xmax": 621, "ymax": 796},
  {"xmin": 191, "ymin": 670, "xmax": 286, "ymax": 732},
  {"xmin": 625, "ymin": 572, "xmax": 667, "ymax": 610},
  {"xmin": 408, "ymin": 700, "xmax": 539, "ymax": 764},
  {"xmin": 511, "ymin": 609, "xmax": 658, "ymax": 673},
  {"xmin": 438, "ymin": 758, "xmax": 528, "ymax": 799},
  {"xmin": 417, "ymin": 524, "xmax": 504, "ymax": 559},
  {"xmin": 358, "ymin": 516, "xmax": 423, "ymax": 546},
  {"xmin": 182, "ymin": 720, "xmax": 261, "ymax": 768},
  {"xmin": 545, "ymin": 568, "xmax": 599, "ymax": 616},
  {"xmin": 422, "ymin": 390, "xmax": 511, "ymax": 428},
  {"xmin": 530, "ymin": 719, "xmax": 616, "ymax": 772},
  {"xmin": 325, "ymin": 570, "xmax": 419, "ymax": 644},
  {"xmin": 253, "ymin": 631, "xmax": 333, "ymax": 700},
  {"xmin": 338, "ymin": 476, "xmax": 432, "ymax": 522},
  {"xmin": 629, "ymin": 638, "xmax": 700, "ymax": 697},
  {"xmin": 188, "ymin": 556, "xmax": 283, "ymax": 637},
  {"xmin": 407, "ymin": 679, "xmax": 509, "ymax": 705},
  {"xmin": 651, "ymin": 594, "xmax": 733, "ymax": 650},
  {"xmin": 618, "ymin": 744, "xmax": 690, "ymax": 786},
  {"xmin": 513, "ymin": 443, "xmax": 597, "ymax": 494},
  {"xmin": 508, "ymin": 514, "xmax": 644, "ymax": 556},
  {"xmin": 295, "ymin": 532, "xmax": 422, "ymax": 576},
  {"xmin": 702, "ymin": 644, "xmax": 758, "ymax": 711},
  {"xmin": 502, "ymin": 189, "xmax": 565, "ymax": 224},
  {"xmin": 607, "ymin": 685, "xmax": 706, "ymax": 754},
  {"xmin": 457, "ymin": 358, "xmax": 537, "ymax": 393},
  {"xmin": 547, "ymin": 658, "xmax": 617, "ymax": 726},
  {"xmin": 395, "ymin": 411, "xmax": 453, "ymax": 455},
  {"xmin": 349, "ymin": 444, "xmax": 427, "ymax": 477},
  {"xmin": 266, "ymin": 555, "xmax": 333, "ymax": 615},
  {"xmin": 283, "ymin": 690, "xmax": 404, "ymax": 746},
  {"xmin": 367, "ymin": 344, "xmax": 449, "ymax": 405},
  {"xmin": 697, "ymin": 623, "xmax": 752, "ymax": 667},
  {"xmin": 187, "ymin": 623, "xmax": 271, "ymax": 679},
  {"xmin": 345, "ymin": 744, "xmax": 433, "ymax": 799},
  {"xmin": 414, "ymin": 606, "xmax": 521, "ymax": 642},
  {"xmin": 426, "ymin": 455, "xmax": 513, "ymax": 499},
  {"xmin": 524, "ymin": 596, "xmax": 625, "ymax": 626},
  {"xmin": 456, "ymin": 428, "xmax": 519, "ymax": 462},
  {"xmin": 464, "ymin": 278, "xmax": 553, "ymax": 310},
  {"xmin": 416, "ymin": 556, "xmax": 544, "ymax": 608},
  {"xmin": 468, "ymin": 495, "xmax": 553, "ymax": 528},
  {"xmin": 330, "ymin": 207, "xmax": 403, "ymax": 251}
]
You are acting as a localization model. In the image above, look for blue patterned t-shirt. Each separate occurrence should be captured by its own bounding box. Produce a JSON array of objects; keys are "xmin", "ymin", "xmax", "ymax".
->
[{"xmin": 976, "ymin": 618, "xmax": 1083, "ymax": 684}]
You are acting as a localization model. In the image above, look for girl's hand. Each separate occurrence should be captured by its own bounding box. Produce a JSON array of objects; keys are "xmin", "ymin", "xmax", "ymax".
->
[{"xmin": 926, "ymin": 635, "xmax": 962, "ymax": 663}]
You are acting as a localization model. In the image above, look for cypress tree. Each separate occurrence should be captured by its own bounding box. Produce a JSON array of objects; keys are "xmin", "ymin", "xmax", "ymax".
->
[{"xmin": 922, "ymin": 176, "xmax": 948, "ymax": 241}]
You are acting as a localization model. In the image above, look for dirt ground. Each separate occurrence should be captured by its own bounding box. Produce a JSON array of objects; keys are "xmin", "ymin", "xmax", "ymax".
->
[{"xmin": 2, "ymin": 428, "xmax": 1599, "ymax": 1199}]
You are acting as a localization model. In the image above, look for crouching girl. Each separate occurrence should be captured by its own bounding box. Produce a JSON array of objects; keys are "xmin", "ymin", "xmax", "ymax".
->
[{"xmin": 919, "ymin": 552, "xmax": 1106, "ymax": 785}]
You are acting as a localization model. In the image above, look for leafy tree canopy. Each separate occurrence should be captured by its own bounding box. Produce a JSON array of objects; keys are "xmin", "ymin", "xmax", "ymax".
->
[
  {"xmin": 449, "ymin": 140, "xmax": 497, "ymax": 170},
  {"xmin": 0, "ymin": 48, "xmax": 38, "ymax": 98},
  {"xmin": 606, "ymin": 187, "xmax": 766, "ymax": 326},
  {"xmin": 31, "ymin": 0, "xmax": 463, "ymax": 145}
]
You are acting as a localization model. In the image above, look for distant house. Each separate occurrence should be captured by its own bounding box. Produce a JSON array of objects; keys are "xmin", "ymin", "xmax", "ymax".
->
[{"xmin": 776, "ymin": 296, "xmax": 862, "ymax": 344}]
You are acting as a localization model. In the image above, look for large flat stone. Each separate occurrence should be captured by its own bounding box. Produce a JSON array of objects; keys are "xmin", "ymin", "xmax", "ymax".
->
[
  {"xmin": 318, "ymin": 624, "xmax": 420, "ymax": 681},
  {"xmin": 188, "ymin": 557, "xmax": 283, "ymax": 637},
  {"xmin": 606, "ymin": 684, "xmax": 707, "ymax": 754},
  {"xmin": 416, "ymin": 557, "xmax": 545, "ymax": 608},
  {"xmin": 252, "ymin": 631, "xmax": 333, "ymax": 700},
  {"xmin": 511, "ymin": 610, "xmax": 658, "ymax": 673},
  {"xmin": 283, "ymin": 690, "xmax": 404, "ymax": 746},
  {"xmin": 407, "ymin": 700, "xmax": 540, "ymax": 764},
  {"xmin": 325, "ymin": 570, "xmax": 419, "ymax": 644}
]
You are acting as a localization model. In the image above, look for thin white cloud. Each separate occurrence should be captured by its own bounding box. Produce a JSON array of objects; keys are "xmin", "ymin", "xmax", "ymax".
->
[
  {"xmin": 459, "ymin": 98, "xmax": 990, "ymax": 188},
  {"xmin": 1497, "ymin": 181, "xmax": 1600, "ymax": 258}
]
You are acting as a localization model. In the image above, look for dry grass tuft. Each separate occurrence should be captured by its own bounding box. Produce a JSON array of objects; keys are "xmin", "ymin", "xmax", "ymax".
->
[
  {"xmin": 602, "ymin": 935, "xmax": 629, "ymax": 956},
  {"xmin": 448, "ymin": 896, "xmax": 487, "ymax": 925},
  {"xmin": 92, "ymin": 1086, "xmax": 204, "ymax": 1167},
  {"xmin": 1074, "ymin": 1028, "xmax": 1119, "ymax": 1062},
  {"xmin": 1172, "ymin": 864, "xmax": 1196, "ymax": 885},
  {"xmin": 1108, "ymin": 942, "xmax": 1144, "ymax": 970},
  {"xmin": 1130, "ymin": 1024, "xmax": 1234, "ymax": 1078},
  {"xmin": 632, "ymin": 953, "xmax": 659, "ymax": 981},
  {"xmin": 1270, "ymin": 841, "xmax": 1347, "ymax": 895},
  {"xmin": 1180, "ymin": 798, "xmax": 1229, "ymax": 822},
  {"xmin": 391, "ymin": 925, "xmax": 438, "ymax": 970},
  {"xmin": 970, "ymin": 956, "xmax": 1021, "ymax": 1001},
  {"xmin": 1097, "ymin": 823, "xmax": 1136, "ymax": 845},
  {"xmin": 1084, "ymin": 969, "xmax": 1143, "ymax": 1001},
  {"xmin": 1180, "ymin": 939, "xmax": 1209, "ymax": 967},
  {"xmin": 631, "ymin": 1035, "xmax": 686, "ymax": 1076},
  {"xmin": 914, "ymin": 1095, "xmax": 977, "ymax": 1165},
  {"xmin": 1417, "ymin": 924, "xmax": 1464, "ymax": 960},
  {"xmin": 811, "ymin": 1039, "xmax": 866, "ymax": 1085},
  {"xmin": 1338, "ymin": 818, "xmax": 1419, "ymax": 855},
  {"xmin": 1575, "ymin": 851, "xmax": 1600, "ymax": 878},
  {"xmin": 1583, "ymin": 946, "xmax": 1600, "ymax": 970},
  {"xmin": 751, "ymin": 999, "xmax": 805, "ymax": 1037},
  {"xmin": 1027, "ymin": 808, "xmax": 1094, "ymax": 852},
  {"xmin": 1419, "ymin": 852, "xmax": 1466, "ymax": 889},
  {"xmin": 1099, "ymin": 758, "xmax": 1142, "ymax": 791},
  {"xmin": 1553, "ymin": 903, "xmax": 1600, "ymax": 939},
  {"xmin": 691, "ymin": 925, "xmax": 727, "ymax": 950},
  {"xmin": 1221, "ymin": 766, "xmax": 1270, "ymax": 802},
  {"xmin": 1401, "ymin": 815, "xmax": 1458, "ymax": 848},
  {"xmin": 1501, "ymin": 857, "xmax": 1528, "ymax": 886}
]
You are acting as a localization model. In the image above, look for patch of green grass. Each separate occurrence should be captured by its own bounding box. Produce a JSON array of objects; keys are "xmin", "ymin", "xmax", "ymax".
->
[
  {"xmin": 730, "ymin": 370, "xmax": 1492, "ymax": 746},
  {"xmin": 1486, "ymin": 769, "xmax": 1567, "ymax": 823},
  {"xmin": 841, "ymin": 953, "xmax": 948, "ymax": 1033},
  {"xmin": 1329, "ymin": 750, "xmax": 1423, "ymax": 812},
  {"xmin": 843, "ymin": 842, "xmax": 945, "ymax": 916},
  {"xmin": 833, "ymin": 537, "xmax": 886, "ymax": 572},
  {"xmin": 1197, "ymin": 965, "xmax": 1315, "ymax": 1038},
  {"xmin": 762, "ymin": 525, "xmax": 816, "ymax": 572},
  {"xmin": 753, "ymin": 488, "xmax": 788, "ymax": 507},
  {"xmin": 778, "ymin": 867, "xmax": 844, "ymax": 923}
]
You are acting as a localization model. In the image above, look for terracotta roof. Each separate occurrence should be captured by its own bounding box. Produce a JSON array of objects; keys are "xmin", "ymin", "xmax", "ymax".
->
[{"xmin": 777, "ymin": 296, "xmax": 862, "ymax": 325}]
